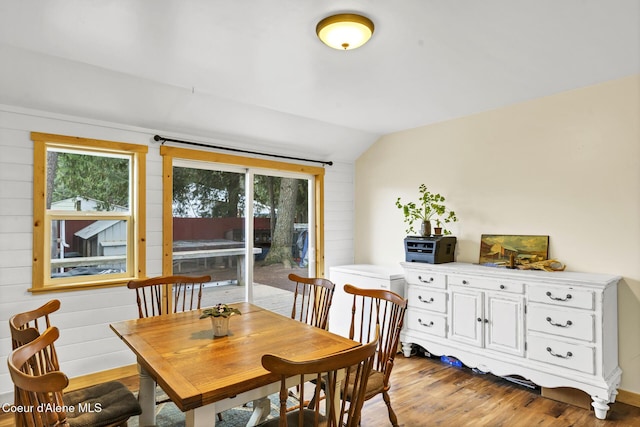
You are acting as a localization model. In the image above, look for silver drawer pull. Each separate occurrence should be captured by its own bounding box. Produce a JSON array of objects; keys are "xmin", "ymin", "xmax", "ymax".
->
[
  {"xmin": 418, "ymin": 318, "xmax": 434, "ymax": 327},
  {"xmin": 546, "ymin": 291, "xmax": 572, "ymax": 301},
  {"xmin": 418, "ymin": 295, "xmax": 435, "ymax": 303},
  {"xmin": 418, "ymin": 275, "xmax": 434, "ymax": 283},
  {"xmin": 546, "ymin": 317, "xmax": 573, "ymax": 328},
  {"xmin": 546, "ymin": 347, "xmax": 573, "ymax": 359}
]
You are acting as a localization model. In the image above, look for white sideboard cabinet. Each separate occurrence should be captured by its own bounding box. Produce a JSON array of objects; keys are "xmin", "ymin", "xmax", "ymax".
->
[
  {"xmin": 400, "ymin": 262, "xmax": 621, "ymax": 419},
  {"xmin": 329, "ymin": 264, "xmax": 405, "ymax": 338}
]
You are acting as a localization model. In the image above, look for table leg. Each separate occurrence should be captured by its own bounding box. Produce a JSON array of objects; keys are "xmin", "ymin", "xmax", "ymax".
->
[
  {"xmin": 185, "ymin": 403, "xmax": 218, "ymax": 427},
  {"xmin": 236, "ymin": 255, "xmax": 245, "ymax": 286},
  {"xmin": 246, "ymin": 397, "xmax": 271, "ymax": 426},
  {"xmin": 138, "ymin": 364, "xmax": 156, "ymax": 427}
]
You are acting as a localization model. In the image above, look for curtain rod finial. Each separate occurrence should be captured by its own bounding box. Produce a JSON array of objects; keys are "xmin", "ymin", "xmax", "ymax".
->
[{"xmin": 153, "ymin": 135, "xmax": 163, "ymax": 142}]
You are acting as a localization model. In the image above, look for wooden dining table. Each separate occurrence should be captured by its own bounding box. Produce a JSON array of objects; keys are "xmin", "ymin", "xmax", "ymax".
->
[{"xmin": 110, "ymin": 302, "xmax": 359, "ymax": 427}]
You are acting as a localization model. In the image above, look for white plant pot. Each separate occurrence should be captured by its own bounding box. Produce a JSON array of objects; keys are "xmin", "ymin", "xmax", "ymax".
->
[{"xmin": 210, "ymin": 316, "xmax": 230, "ymax": 337}]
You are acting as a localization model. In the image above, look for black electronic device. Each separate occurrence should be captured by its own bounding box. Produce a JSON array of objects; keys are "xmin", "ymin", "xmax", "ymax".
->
[{"xmin": 404, "ymin": 235, "xmax": 456, "ymax": 264}]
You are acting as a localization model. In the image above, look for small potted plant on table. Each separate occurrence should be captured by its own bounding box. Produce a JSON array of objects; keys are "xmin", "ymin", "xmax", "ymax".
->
[{"xmin": 200, "ymin": 303, "xmax": 242, "ymax": 337}]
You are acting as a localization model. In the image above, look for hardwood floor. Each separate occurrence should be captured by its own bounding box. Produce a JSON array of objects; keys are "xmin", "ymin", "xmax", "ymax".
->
[
  {"xmin": 361, "ymin": 353, "xmax": 640, "ymax": 427},
  {"xmin": 2, "ymin": 353, "xmax": 639, "ymax": 427}
]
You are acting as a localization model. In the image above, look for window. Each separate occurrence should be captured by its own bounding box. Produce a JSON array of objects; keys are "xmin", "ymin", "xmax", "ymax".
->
[{"xmin": 31, "ymin": 132, "xmax": 147, "ymax": 292}]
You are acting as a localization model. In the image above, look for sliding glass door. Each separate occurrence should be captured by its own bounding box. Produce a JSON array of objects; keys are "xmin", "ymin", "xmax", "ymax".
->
[{"xmin": 169, "ymin": 159, "xmax": 314, "ymax": 314}]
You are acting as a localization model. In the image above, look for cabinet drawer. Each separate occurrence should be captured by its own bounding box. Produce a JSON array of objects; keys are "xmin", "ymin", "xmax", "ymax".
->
[
  {"xmin": 528, "ymin": 285, "xmax": 595, "ymax": 310},
  {"xmin": 528, "ymin": 306, "xmax": 595, "ymax": 342},
  {"xmin": 406, "ymin": 309, "xmax": 447, "ymax": 338},
  {"xmin": 407, "ymin": 286, "xmax": 447, "ymax": 313},
  {"xmin": 404, "ymin": 269, "xmax": 447, "ymax": 289},
  {"xmin": 528, "ymin": 335, "xmax": 595, "ymax": 374},
  {"xmin": 448, "ymin": 274, "xmax": 524, "ymax": 294}
]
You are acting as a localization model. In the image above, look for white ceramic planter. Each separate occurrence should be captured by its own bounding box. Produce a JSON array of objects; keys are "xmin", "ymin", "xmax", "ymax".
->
[{"xmin": 210, "ymin": 316, "xmax": 230, "ymax": 337}]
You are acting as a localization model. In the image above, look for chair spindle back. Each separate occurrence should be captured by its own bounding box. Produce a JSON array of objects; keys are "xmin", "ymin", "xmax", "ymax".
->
[
  {"xmin": 127, "ymin": 275, "xmax": 211, "ymax": 318},
  {"xmin": 288, "ymin": 273, "xmax": 335, "ymax": 330}
]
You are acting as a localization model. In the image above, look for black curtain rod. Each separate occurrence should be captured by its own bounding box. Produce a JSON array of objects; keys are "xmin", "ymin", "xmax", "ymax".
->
[{"xmin": 153, "ymin": 135, "xmax": 333, "ymax": 166}]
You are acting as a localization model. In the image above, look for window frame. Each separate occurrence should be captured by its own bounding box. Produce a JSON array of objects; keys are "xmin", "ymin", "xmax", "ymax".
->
[{"xmin": 31, "ymin": 132, "xmax": 147, "ymax": 292}]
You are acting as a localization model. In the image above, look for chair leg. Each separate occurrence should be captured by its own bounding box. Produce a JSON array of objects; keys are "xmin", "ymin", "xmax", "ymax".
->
[{"xmin": 382, "ymin": 390, "xmax": 399, "ymax": 427}]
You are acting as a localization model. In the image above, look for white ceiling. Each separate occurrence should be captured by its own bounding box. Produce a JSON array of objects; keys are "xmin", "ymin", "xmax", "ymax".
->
[{"xmin": 0, "ymin": 1, "xmax": 638, "ymax": 162}]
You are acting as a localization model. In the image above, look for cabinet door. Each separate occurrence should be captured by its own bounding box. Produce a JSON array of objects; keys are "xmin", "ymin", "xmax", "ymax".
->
[
  {"xmin": 449, "ymin": 286, "xmax": 483, "ymax": 347},
  {"xmin": 485, "ymin": 293, "xmax": 525, "ymax": 356}
]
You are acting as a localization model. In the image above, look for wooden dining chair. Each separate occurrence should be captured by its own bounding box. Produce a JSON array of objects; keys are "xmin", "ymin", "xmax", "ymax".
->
[
  {"xmin": 288, "ymin": 273, "xmax": 335, "ymax": 330},
  {"xmin": 286, "ymin": 274, "xmax": 337, "ymax": 411},
  {"xmin": 8, "ymin": 326, "xmax": 141, "ymax": 427},
  {"xmin": 9, "ymin": 299, "xmax": 62, "ymax": 427},
  {"xmin": 260, "ymin": 334, "xmax": 378, "ymax": 427},
  {"xmin": 126, "ymin": 274, "xmax": 211, "ymax": 318},
  {"xmin": 10, "ymin": 299, "xmax": 61, "ymax": 350},
  {"xmin": 343, "ymin": 284, "xmax": 408, "ymax": 427}
]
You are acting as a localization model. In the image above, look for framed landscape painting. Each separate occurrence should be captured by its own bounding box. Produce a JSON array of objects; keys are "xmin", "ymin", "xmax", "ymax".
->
[{"xmin": 479, "ymin": 235, "xmax": 549, "ymax": 265}]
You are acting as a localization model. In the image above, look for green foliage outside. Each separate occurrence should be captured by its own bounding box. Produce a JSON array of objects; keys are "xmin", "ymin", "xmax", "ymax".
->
[
  {"xmin": 172, "ymin": 167, "xmax": 243, "ymax": 218},
  {"xmin": 50, "ymin": 151, "xmax": 129, "ymax": 210}
]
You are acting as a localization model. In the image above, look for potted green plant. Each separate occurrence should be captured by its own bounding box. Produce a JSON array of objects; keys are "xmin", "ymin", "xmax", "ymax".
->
[
  {"xmin": 433, "ymin": 219, "xmax": 443, "ymax": 235},
  {"xmin": 200, "ymin": 304, "xmax": 242, "ymax": 337},
  {"xmin": 395, "ymin": 184, "xmax": 458, "ymax": 236}
]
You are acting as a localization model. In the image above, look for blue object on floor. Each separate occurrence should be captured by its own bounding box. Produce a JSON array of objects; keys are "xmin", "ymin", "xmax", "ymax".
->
[{"xmin": 440, "ymin": 355, "xmax": 463, "ymax": 367}]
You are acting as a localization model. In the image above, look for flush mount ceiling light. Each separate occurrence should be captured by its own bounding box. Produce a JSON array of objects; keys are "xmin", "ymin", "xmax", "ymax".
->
[{"xmin": 316, "ymin": 13, "xmax": 374, "ymax": 50}]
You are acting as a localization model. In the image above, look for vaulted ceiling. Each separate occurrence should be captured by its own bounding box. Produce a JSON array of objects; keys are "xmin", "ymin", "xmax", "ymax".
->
[{"xmin": 1, "ymin": 1, "xmax": 638, "ymax": 162}]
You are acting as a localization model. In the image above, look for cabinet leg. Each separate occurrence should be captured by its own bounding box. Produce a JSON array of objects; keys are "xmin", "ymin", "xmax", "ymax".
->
[
  {"xmin": 401, "ymin": 342, "xmax": 413, "ymax": 357},
  {"xmin": 591, "ymin": 396, "xmax": 610, "ymax": 420}
]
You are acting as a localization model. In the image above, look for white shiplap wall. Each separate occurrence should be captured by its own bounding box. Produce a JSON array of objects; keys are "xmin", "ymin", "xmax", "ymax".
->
[
  {"xmin": 323, "ymin": 160, "xmax": 355, "ymax": 272},
  {"xmin": 0, "ymin": 106, "xmax": 356, "ymax": 403}
]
